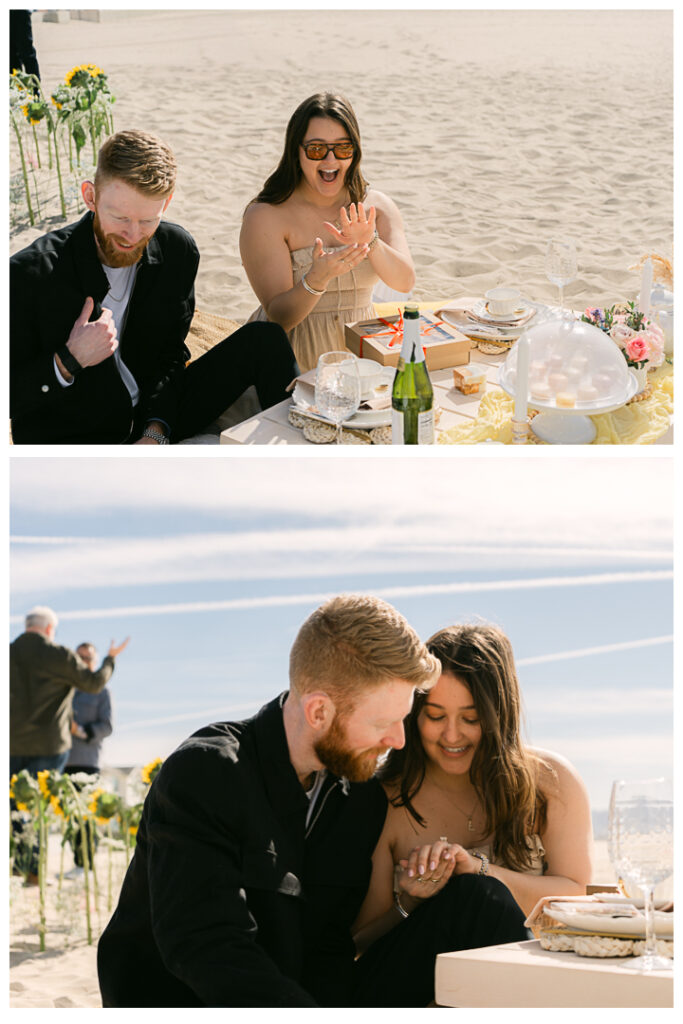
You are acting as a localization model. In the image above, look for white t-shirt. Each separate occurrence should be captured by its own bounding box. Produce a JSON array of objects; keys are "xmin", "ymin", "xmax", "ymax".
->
[{"xmin": 55, "ymin": 263, "xmax": 140, "ymax": 406}]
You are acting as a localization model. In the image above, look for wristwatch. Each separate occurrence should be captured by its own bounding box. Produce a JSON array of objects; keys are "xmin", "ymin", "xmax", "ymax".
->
[
  {"xmin": 140, "ymin": 427, "xmax": 170, "ymax": 445},
  {"xmin": 471, "ymin": 851, "xmax": 489, "ymax": 876},
  {"xmin": 56, "ymin": 344, "xmax": 83, "ymax": 378}
]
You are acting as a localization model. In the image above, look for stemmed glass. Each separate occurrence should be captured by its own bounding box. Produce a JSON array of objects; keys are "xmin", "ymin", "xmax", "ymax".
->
[
  {"xmin": 314, "ymin": 351, "xmax": 361, "ymax": 444},
  {"xmin": 607, "ymin": 777, "xmax": 673, "ymax": 972},
  {"xmin": 545, "ymin": 237, "xmax": 577, "ymax": 318}
]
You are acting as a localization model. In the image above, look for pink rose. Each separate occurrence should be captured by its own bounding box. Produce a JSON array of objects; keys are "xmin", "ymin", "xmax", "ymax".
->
[
  {"xmin": 610, "ymin": 323, "xmax": 635, "ymax": 348},
  {"xmin": 625, "ymin": 336, "xmax": 649, "ymax": 363},
  {"xmin": 642, "ymin": 327, "xmax": 665, "ymax": 367}
]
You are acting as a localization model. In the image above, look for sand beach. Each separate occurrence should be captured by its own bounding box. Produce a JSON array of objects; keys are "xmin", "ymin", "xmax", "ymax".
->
[
  {"xmin": 9, "ymin": 8, "xmax": 673, "ymax": 323},
  {"xmin": 9, "ymin": 826, "xmax": 618, "ymax": 1009}
]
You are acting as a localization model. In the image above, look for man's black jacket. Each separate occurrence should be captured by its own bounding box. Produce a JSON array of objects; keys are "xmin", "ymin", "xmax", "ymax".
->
[
  {"xmin": 10, "ymin": 211, "xmax": 199, "ymax": 444},
  {"xmin": 97, "ymin": 694, "xmax": 388, "ymax": 1007}
]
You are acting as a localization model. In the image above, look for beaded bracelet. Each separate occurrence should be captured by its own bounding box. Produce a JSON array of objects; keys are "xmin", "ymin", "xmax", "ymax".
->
[
  {"xmin": 367, "ymin": 230, "xmax": 380, "ymax": 252},
  {"xmin": 302, "ymin": 273, "xmax": 326, "ymax": 296}
]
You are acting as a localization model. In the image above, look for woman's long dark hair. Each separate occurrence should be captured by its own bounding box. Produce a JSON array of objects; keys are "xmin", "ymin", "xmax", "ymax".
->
[
  {"xmin": 249, "ymin": 92, "xmax": 369, "ymax": 208},
  {"xmin": 378, "ymin": 623, "xmax": 550, "ymax": 872}
]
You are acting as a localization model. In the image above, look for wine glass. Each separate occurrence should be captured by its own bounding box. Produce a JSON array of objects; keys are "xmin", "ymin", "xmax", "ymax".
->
[
  {"xmin": 314, "ymin": 351, "xmax": 361, "ymax": 444},
  {"xmin": 545, "ymin": 238, "xmax": 577, "ymax": 318},
  {"xmin": 607, "ymin": 777, "xmax": 673, "ymax": 972}
]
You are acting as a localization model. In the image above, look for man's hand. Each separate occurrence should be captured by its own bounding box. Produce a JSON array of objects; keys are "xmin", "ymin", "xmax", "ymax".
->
[
  {"xmin": 65, "ymin": 296, "xmax": 119, "ymax": 369},
  {"xmin": 108, "ymin": 637, "xmax": 130, "ymax": 659},
  {"xmin": 71, "ymin": 721, "xmax": 87, "ymax": 739}
]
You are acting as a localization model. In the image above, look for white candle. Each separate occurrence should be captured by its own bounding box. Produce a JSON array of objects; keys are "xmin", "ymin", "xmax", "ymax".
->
[
  {"xmin": 640, "ymin": 257, "xmax": 653, "ymax": 318},
  {"xmin": 514, "ymin": 335, "xmax": 530, "ymax": 421}
]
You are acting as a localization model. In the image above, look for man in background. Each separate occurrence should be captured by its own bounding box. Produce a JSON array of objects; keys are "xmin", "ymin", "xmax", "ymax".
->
[
  {"xmin": 10, "ymin": 10, "xmax": 40, "ymax": 80},
  {"xmin": 10, "ymin": 606, "xmax": 128, "ymax": 881}
]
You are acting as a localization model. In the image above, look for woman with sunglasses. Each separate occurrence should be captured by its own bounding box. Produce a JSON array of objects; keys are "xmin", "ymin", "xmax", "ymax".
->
[
  {"xmin": 350, "ymin": 622, "xmax": 593, "ymax": 1005},
  {"xmin": 240, "ymin": 93, "xmax": 415, "ymax": 372}
]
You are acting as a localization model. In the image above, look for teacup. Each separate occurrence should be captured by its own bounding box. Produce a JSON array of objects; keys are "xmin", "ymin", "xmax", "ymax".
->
[
  {"xmin": 485, "ymin": 287, "xmax": 522, "ymax": 316},
  {"xmin": 352, "ymin": 357, "xmax": 385, "ymax": 399}
]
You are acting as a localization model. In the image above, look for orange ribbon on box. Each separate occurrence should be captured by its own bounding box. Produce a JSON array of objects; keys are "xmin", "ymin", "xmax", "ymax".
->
[{"xmin": 359, "ymin": 311, "xmax": 439, "ymax": 357}]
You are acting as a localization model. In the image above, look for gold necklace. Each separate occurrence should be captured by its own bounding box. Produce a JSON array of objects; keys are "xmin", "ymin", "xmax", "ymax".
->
[{"xmin": 432, "ymin": 777, "xmax": 479, "ymax": 832}]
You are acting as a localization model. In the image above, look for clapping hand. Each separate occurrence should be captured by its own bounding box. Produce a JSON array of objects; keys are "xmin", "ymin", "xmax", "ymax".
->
[
  {"xmin": 324, "ymin": 202, "xmax": 377, "ymax": 247},
  {"xmin": 306, "ymin": 237, "xmax": 369, "ymax": 291},
  {"xmin": 396, "ymin": 838, "xmax": 457, "ymax": 900}
]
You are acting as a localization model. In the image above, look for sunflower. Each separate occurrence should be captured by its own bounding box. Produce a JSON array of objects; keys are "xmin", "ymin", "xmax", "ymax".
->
[
  {"xmin": 89, "ymin": 788, "xmax": 120, "ymax": 824},
  {"xmin": 21, "ymin": 99, "xmax": 47, "ymax": 126},
  {"xmin": 65, "ymin": 63, "xmax": 107, "ymax": 89},
  {"xmin": 142, "ymin": 757, "xmax": 163, "ymax": 786}
]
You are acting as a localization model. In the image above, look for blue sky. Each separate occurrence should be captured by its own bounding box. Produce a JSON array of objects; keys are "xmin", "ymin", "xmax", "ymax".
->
[{"xmin": 9, "ymin": 454, "xmax": 673, "ymax": 813}]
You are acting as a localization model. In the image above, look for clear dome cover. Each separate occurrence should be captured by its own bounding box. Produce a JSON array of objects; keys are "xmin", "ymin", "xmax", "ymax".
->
[{"xmin": 499, "ymin": 319, "xmax": 632, "ymax": 411}]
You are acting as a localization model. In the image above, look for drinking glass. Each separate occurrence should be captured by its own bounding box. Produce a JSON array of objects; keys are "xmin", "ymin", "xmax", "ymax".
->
[
  {"xmin": 607, "ymin": 777, "xmax": 673, "ymax": 971},
  {"xmin": 545, "ymin": 238, "xmax": 577, "ymax": 318},
  {"xmin": 314, "ymin": 351, "xmax": 361, "ymax": 444}
]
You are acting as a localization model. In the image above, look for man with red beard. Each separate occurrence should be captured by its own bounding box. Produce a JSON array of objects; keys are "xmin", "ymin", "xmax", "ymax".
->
[
  {"xmin": 10, "ymin": 129, "xmax": 297, "ymax": 444},
  {"xmin": 97, "ymin": 595, "xmax": 528, "ymax": 1007}
]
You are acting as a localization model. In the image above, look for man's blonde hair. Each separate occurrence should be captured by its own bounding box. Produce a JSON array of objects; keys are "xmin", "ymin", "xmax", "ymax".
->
[
  {"xmin": 289, "ymin": 594, "xmax": 440, "ymax": 710},
  {"xmin": 95, "ymin": 129, "xmax": 177, "ymax": 198}
]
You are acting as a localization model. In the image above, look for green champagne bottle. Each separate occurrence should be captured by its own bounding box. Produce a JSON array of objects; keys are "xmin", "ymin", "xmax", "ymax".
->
[{"xmin": 391, "ymin": 303, "xmax": 434, "ymax": 444}]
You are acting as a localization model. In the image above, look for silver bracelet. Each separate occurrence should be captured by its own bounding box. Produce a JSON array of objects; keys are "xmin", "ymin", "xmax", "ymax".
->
[
  {"xmin": 394, "ymin": 891, "xmax": 410, "ymax": 918},
  {"xmin": 367, "ymin": 230, "xmax": 380, "ymax": 252},
  {"xmin": 302, "ymin": 273, "xmax": 326, "ymax": 297},
  {"xmin": 140, "ymin": 427, "xmax": 169, "ymax": 445},
  {"xmin": 471, "ymin": 851, "xmax": 489, "ymax": 876}
]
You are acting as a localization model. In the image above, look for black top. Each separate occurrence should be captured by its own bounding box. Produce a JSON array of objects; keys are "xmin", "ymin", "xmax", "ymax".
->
[
  {"xmin": 97, "ymin": 693, "xmax": 388, "ymax": 1007},
  {"xmin": 10, "ymin": 211, "xmax": 199, "ymax": 443}
]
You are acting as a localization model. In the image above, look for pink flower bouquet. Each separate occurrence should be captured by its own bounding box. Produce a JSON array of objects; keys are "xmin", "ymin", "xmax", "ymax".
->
[{"xmin": 581, "ymin": 303, "xmax": 665, "ymax": 370}]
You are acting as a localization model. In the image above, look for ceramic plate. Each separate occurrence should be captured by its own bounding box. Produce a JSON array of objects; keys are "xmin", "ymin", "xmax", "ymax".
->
[
  {"xmin": 291, "ymin": 379, "xmax": 392, "ymax": 428},
  {"xmin": 473, "ymin": 298, "xmax": 536, "ymax": 323}
]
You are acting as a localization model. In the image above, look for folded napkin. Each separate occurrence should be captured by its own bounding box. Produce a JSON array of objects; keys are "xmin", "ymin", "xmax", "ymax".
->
[{"xmin": 526, "ymin": 895, "xmax": 674, "ymax": 940}]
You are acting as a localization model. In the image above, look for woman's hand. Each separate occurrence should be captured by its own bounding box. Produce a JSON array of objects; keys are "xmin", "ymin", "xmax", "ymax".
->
[
  {"xmin": 305, "ymin": 237, "xmax": 369, "ymax": 291},
  {"xmin": 396, "ymin": 838, "xmax": 457, "ymax": 901},
  {"xmin": 324, "ymin": 202, "xmax": 377, "ymax": 247}
]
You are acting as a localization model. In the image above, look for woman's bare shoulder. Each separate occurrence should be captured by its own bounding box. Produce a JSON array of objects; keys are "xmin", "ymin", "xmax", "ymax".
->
[
  {"xmin": 528, "ymin": 746, "xmax": 587, "ymax": 799},
  {"xmin": 242, "ymin": 199, "xmax": 287, "ymax": 231},
  {"xmin": 364, "ymin": 187, "xmax": 399, "ymax": 213}
]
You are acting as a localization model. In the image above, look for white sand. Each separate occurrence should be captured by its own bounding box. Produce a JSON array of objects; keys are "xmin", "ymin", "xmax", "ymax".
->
[
  {"xmin": 10, "ymin": 9, "xmax": 673, "ymax": 324},
  {"xmin": 9, "ymin": 830, "xmax": 617, "ymax": 1009}
]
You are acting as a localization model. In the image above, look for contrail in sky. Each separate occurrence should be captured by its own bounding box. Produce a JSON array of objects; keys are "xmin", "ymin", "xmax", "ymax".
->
[{"xmin": 10, "ymin": 569, "xmax": 670, "ymax": 622}]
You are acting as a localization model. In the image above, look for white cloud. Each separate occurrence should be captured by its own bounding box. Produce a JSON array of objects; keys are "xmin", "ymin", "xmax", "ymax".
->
[
  {"xmin": 10, "ymin": 457, "xmax": 673, "ymax": 553},
  {"xmin": 8, "ymin": 520, "xmax": 673, "ymax": 598}
]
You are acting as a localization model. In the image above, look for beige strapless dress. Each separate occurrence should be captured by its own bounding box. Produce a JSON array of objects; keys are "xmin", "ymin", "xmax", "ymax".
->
[{"xmin": 247, "ymin": 245, "xmax": 379, "ymax": 373}]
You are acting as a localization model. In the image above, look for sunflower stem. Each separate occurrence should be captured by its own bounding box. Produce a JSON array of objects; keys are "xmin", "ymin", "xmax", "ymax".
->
[{"xmin": 10, "ymin": 112, "xmax": 35, "ymax": 226}]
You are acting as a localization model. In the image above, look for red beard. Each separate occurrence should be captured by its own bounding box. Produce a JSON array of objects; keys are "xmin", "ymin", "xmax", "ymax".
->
[
  {"xmin": 314, "ymin": 714, "xmax": 388, "ymax": 783},
  {"xmin": 93, "ymin": 210, "xmax": 150, "ymax": 267}
]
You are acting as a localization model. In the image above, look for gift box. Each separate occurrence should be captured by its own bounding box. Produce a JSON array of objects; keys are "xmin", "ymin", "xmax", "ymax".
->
[{"xmin": 345, "ymin": 311, "xmax": 471, "ymax": 370}]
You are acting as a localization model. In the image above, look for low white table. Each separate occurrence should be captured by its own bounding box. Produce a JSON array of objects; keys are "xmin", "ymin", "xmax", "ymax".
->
[
  {"xmin": 435, "ymin": 939, "xmax": 673, "ymax": 1008},
  {"xmin": 220, "ymin": 352, "xmax": 508, "ymax": 445}
]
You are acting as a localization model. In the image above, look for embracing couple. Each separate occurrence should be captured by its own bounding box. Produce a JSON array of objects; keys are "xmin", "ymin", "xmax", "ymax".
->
[
  {"xmin": 10, "ymin": 93, "xmax": 414, "ymax": 445},
  {"xmin": 97, "ymin": 594, "xmax": 593, "ymax": 1007}
]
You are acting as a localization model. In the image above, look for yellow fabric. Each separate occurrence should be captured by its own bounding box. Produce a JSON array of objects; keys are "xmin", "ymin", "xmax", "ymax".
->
[{"xmin": 439, "ymin": 362, "xmax": 673, "ymax": 445}]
